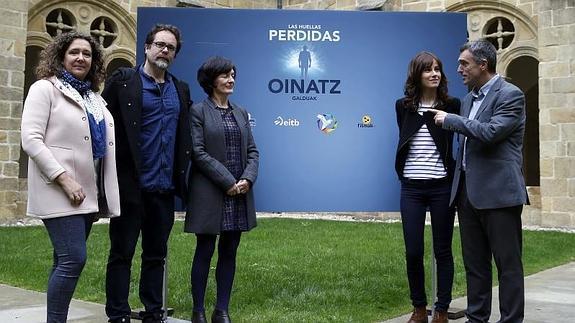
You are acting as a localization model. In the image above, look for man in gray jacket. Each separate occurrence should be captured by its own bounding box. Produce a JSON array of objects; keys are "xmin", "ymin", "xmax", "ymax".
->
[{"xmin": 430, "ymin": 40, "xmax": 528, "ymax": 323}]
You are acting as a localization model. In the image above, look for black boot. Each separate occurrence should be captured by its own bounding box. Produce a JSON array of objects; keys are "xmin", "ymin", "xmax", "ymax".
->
[
  {"xmin": 141, "ymin": 311, "xmax": 165, "ymax": 323},
  {"xmin": 192, "ymin": 310, "xmax": 208, "ymax": 323},
  {"xmin": 211, "ymin": 309, "xmax": 231, "ymax": 323},
  {"xmin": 108, "ymin": 316, "xmax": 130, "ymax": 323}
]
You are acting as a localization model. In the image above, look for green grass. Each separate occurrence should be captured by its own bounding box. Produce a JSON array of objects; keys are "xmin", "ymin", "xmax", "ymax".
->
[{"xmin": 1, "ymin": 218, "xmax": 574, "ymax": 322}]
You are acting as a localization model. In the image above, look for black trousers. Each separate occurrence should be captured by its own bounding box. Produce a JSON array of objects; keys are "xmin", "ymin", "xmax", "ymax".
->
[
  {"xmin": 105, "ymin": 191, "xmax": 175, "ymax": 320},
  {"xmin": 457, "ymin": 176, "xmax": 524, "ymax": 323},
  {"xmin": 400, "ymin": 178, "xmax": 455, "ymax": 311}
]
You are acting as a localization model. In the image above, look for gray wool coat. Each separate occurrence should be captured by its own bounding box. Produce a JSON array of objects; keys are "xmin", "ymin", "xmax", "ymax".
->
[
  {"xmin": 184, "ymin": 98, "xmax": 259, "ymax": 234},
  {"xmin": 443, "ymin": 76, "xmax": 528, "ymax": 209}
]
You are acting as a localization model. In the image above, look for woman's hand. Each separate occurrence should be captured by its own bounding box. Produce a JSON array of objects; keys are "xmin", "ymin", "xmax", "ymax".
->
[
  {"xmin": 236, "ymin": 179, "xmax": 250, "ymax": 194},
  {"xmin": 226, "ymin": 184, "xmax": 240, "ymax": 196},
  {"xmin": 226, "ymin": 180, "xmax": 251, "ymax": 196},
  {"xmin": 55, "ymin": 172, "xmax": 85, "ymax": 205}
]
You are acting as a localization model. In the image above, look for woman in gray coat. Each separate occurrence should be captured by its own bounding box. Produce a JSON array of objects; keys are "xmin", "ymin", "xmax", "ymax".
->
[{"xmin": 186, "ymin": 57, "xmax": 259, "ymax": 323}]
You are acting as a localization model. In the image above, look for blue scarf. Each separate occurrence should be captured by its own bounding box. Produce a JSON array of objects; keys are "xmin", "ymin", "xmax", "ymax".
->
[
  {"xmin": 60, "ymin": 69, "xmax": 92, "ymax": 95},
  {"xmin": 60, "ymin": 70, "xmax": 106, "ymax": 160}
]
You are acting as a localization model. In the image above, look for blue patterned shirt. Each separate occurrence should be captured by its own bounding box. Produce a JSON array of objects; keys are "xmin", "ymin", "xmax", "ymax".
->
[{"xmin": 139, "ymin": 65, "xmax": 180, "ymax": 192}]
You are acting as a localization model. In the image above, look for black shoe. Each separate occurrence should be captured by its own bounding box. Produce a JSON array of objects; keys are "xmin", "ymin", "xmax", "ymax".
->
[
  {"xmin": 142, "ymin": 318, "xmax": 165, "ymax": 323},
  {"xmin": 141, "ymin": 311, "xmax": 165, "ymax": 323},
  {"xmin": 193, "ymin": 310, "xmax": 208, "ymax": 323},
  {"xmin": 211, "ymin": 309, "xmax": 231, "ymax": 323},
  {"xmin": 108, "ymin": 316, "xmax": 130, "ymax": 323}
]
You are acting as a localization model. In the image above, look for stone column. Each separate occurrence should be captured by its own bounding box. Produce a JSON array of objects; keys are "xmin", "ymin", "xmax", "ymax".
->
[
  {"xmin": 0, "ymin": 1, "xmax": 28, "ymax": 220},
  {"xmin": 538, "ymin": 0, "xmax": 575, "ymax": 227}
]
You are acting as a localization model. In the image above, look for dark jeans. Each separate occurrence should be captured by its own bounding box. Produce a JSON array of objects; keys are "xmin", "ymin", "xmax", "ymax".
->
[
  {"xmin": 43, "ymin": 213, "xmax": 95, "ymax": 323},
  {"xmin": 457, "ymin": 176, "xmax": 524, "ymax": 323},
  {"xmin": 191, "ymin": 231, "xmax": 242, "ymax": 312},
  {"xmin": 105, "ymin": 191, "xmax": 175, "ymax": 320},
  {"xmin": 400, "ymin": 178, "xmax": 455, "ymax": 311}
]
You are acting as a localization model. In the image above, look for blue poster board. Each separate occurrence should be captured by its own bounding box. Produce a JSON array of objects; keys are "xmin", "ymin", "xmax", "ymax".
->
[{"xmin": 137, "ymin": 8, "xmax": 468, "ymax": 212}]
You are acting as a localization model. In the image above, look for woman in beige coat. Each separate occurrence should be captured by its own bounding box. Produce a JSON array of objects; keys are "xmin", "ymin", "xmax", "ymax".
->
[{"xmin": 21, "ymin": 31, "xmax": 120, "ymax": 323}]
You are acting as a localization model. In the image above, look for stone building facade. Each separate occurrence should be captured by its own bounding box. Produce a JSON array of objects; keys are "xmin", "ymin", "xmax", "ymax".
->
[{"xmin": 1, "ymin": 0, "xmax": 573, "ymax": 227}]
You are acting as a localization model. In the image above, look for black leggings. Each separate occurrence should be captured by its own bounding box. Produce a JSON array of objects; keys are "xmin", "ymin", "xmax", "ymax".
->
[{"xmin": 191, "ymin": 231, "xmax": 242, "ymax": 312}]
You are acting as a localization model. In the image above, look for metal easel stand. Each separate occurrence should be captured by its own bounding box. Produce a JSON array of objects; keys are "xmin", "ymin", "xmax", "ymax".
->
[
  {"xmin": 427, "ymin": 217, "xmax": 465, "ymax": 320},
  {"xmin": 131, "ymin": 251, "xmax": 174, "ymax": 321}
]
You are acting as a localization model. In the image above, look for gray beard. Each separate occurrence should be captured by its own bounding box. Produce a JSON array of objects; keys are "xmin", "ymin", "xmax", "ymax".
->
[{"xmin": 154, "ymin": 59, "xmax": 169, "ymax": 70}]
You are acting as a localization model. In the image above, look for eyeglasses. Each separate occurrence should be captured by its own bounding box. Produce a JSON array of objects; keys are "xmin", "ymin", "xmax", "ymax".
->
[{"xmin": 151, "ymin": 41, "xmax": 176, "ymax": 52}]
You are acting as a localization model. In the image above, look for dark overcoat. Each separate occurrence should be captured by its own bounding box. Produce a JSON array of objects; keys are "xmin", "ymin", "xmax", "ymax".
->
[{"xmin": 185, "ymin": 98, "xmax": 259, "ymax": 234}]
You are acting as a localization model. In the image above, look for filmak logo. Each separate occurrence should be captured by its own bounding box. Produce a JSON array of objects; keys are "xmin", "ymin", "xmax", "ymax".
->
[
  {"xmin": 358, "ymin": 115, "xmax": 374, "ymax": 128},
  {"xmin": 274, "ymin": 116, "xmax": 300, "ymax": 127},
  {"xmin": 316, "ymin": 114, "xmax": 337, "ymax": 134}
]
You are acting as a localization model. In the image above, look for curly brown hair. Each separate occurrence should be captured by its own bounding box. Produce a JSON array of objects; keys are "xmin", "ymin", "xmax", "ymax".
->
[
  {"xmin": 403, "ymin": 51, "xmax": 449, "ymax": 111},
  {"xmin": 36, "ymin": 31, "xmax": 105, "ymax": 91}
]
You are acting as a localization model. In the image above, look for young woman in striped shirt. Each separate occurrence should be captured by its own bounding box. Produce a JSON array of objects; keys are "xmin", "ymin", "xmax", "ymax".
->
[{"xmin": 394, "ymin": 52, "xmax": 461, "ymax": 323}]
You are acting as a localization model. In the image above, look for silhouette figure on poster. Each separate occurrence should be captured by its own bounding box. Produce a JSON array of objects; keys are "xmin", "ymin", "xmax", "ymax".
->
[{"xmin": 298, "ymin": 45, "xmax": 311, "ymax": 79}]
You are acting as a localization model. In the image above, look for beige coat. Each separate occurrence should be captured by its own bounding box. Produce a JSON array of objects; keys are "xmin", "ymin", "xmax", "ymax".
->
[{"xmin": 21, "ymin": 77, "xmax": 120, "ymax": 218}]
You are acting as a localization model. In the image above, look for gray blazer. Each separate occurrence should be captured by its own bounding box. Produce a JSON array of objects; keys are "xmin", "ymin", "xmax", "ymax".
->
[
  {"xmin": 184, "ymin": 98, "xmax": 259, "ymax": 234},
  {"xmin": 443, "ymin": 76, "xmax": 528, "ymax": 209}
]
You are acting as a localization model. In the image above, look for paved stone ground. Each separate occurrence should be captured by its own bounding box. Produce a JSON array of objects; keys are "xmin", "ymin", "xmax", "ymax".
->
[
  {"xmin": 0, "ymin": 284, "xmax": 188, "ymax": 322},
  {"xmin": 383, "ymin": 262, "xmax": 575, "ymax": 323}
]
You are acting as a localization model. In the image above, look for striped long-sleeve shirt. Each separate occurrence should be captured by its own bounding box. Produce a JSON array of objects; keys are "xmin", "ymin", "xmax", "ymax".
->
[{"xmin": 402, "ymin": 106, "xmax": 447, "ymax": 179}]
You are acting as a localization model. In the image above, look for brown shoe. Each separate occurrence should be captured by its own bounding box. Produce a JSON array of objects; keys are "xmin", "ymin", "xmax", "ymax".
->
[
  {"xmin": 407, "ymin": 306, "xmax": 428, "ymax": 323},
  {"xmin": 430, "ymin": 310, "xmax": 448, "ymax": 323}
]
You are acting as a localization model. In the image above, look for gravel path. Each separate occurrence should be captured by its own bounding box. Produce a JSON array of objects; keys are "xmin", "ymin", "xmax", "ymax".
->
[{"xmin": 2, "ymin": 212, "xmax": 574, "ymax": 233}]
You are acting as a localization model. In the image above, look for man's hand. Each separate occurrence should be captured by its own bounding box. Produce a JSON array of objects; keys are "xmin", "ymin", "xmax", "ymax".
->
[{"xmin": 427, "ymin": 108, "xmax": 448, "ymax": 126}]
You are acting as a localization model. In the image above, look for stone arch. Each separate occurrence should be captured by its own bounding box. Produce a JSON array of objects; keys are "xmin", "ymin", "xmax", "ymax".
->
[
  {"xmin": 446, "ymin": 0, "xmax": 537, "ymax": 37},
  {"xmin": 25, "ymin": 33, "xmax": 53, "ymax": 50},
  {"xmin": 445, "ymin": 0, "xmax": 540, "ymax": 82},
  {"xmin": 498, "ymin": 46, "xmax": 539, "ymax": 74},
  {"xmin": 27, "ymin": 0, "xmax": 136, "ymax": 61},
  {"xmin": 106, "ymin": 57, "xmax": 134, "ymax": 78},
  {"xmin": 29, "ymin": 0, "xmax": 136, "ymax": 36},
  {"xmin": 446, "ymin": 0, "xmax": 538, "ymax": 76},
  {"xmin": 104, "ymin": 48, "xmax": 137, "ymax": 68}
]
